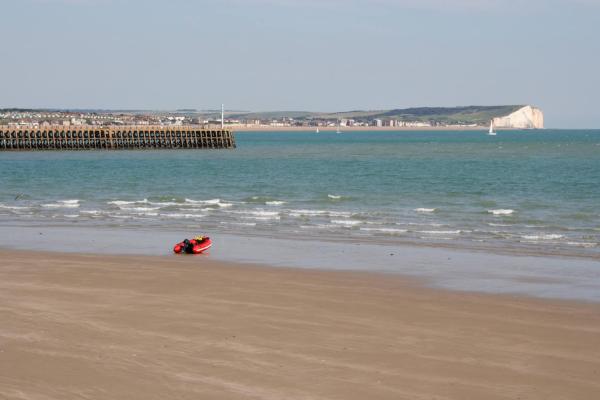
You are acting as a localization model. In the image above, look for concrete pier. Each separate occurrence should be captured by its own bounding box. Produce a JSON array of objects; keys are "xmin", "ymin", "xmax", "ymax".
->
[{"xmin": 0, "ymin": 126, "xmax": 236, "ymax": 151}]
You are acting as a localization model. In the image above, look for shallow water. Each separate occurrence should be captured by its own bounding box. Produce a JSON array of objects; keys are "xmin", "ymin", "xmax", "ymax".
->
[
  {"xmin": 2, "ymin": 225, "xmax": 600, "ymax": 302},
  {"xmin": 1, "ymin": 130, "xmax": 599, "ymax": 256}
]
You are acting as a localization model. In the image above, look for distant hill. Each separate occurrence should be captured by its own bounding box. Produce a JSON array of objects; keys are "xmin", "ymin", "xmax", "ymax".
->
[
  {"xmin": 2, "ymin": 105, "xmax": 541, "ymax": 128},
  {"xmin": 227, "ymin": 105, "xmax": 525, "ymax": 125}
]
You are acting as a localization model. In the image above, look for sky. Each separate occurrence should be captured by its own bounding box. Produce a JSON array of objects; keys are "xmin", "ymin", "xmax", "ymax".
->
[{"xmin": 1, "ymin": 0, "xmax": 599, "ymax": 127}]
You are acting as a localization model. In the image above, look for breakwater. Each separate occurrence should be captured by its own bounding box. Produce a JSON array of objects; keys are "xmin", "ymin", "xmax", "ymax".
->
[{"xmin": 0, "ymin": 126, "xmax": 235, "ymax": 150}]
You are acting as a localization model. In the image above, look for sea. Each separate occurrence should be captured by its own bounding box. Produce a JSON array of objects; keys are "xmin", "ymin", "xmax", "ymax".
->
[{"xmin": 1, "ymin": 129, "xmax": 600, "ymax": 258}]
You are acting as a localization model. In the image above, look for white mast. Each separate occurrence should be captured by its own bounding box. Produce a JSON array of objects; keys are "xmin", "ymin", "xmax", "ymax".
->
[{"xmin": 221, "ymin": 104, "xmax": 224, "ymax": 129}]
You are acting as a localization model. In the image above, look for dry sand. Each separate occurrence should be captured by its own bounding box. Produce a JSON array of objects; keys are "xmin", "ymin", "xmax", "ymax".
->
[{"xmin": 1, "ymin": 250, "xmax": 599, "ymax": 400}]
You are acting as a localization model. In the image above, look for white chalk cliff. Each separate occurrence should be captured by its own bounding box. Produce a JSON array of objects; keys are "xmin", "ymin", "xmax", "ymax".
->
[{"xmin": 492, "ymin": 106, "xmax": 544, "ymax": 129}]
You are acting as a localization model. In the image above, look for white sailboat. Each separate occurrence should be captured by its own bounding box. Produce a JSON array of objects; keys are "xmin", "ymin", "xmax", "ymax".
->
[
  {"xmin": 315, "ymin": 126, "xmax": 320, "ymax": 133},
  {"xmin": 488, "ymin": 120, "xmax": 497, "ymax": 136},
  {"xmin": 336, "ymin": 121, "xmax": 342, "ymax": 134}
]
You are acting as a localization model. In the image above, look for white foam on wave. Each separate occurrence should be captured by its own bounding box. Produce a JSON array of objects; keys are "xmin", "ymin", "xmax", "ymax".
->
[
  {"xmin": 122, "ymin": 207, "xmax": 160, "ymax": 212},
  {"xmin": 148, "ymin": 201, "xmax": 181, "ymax": 207},
  {"xmin": 266, "ymin": 201, "xmax": 286, "ymax": 206},
  {"xmin": 80, "ymin": 210, "xmax": 103, "ymax": 215},
  {"xmin": 185, "ymin": 198, "xmax": 233, "ymax": 208},
  {"xmin": 63, "ymin": 214, "xmax": 80, "ymax": 218},
  {"xmin": 108, "ymin": 199, "xmax": 148, "ymax": 206},
  {"xmin": 288, "ymin": 209, "xmax": 353, "ymax": 218},
  {"xmin": 230, "ymin": 210, "xmax": 280, "ymax": 217},
  {"xmin": 420, "ymin": 236, "xmax": 454, "ymax": 240},
  {"xmin": 227, "ymin": 209, "xmax": 281, "ymax": 220},
  {"xmin": 0, "ymin": 204, "xmax": 30, "ymax": 210},
  {"xmin": 521, "ymin": 234, "xmax": 564, "ymax": 241},
  {"xmin": 328, "ymin": 194, "xmax": 342, "ymax": 200},
  {"xmin": 242, "ymin": 215, "xmax": 281, "ymax": 221},
  {"xmin": 108, "ymin": 214, "xmax": 135, "ymax": 219},
  {"xmin": 415, "ymin": 208, "xmax": 436, "ymax": 213},
  {"xmin": 300, "ymin": 224, "xmax": 336, "ymax": 230},
  {"xmin": 331, "ymin": 219, "xmax": 362, "ymax": 226},
  {"xmin": 293, "ymin": 209, "xmax": 328, "ymax": 215},
  {"xmin": 130, "ymin": 212, "xmax": 159, "ymax": 217},
  {"xmin": 42, "ymin": 200, "xmax": 81, "ymax": 209},
  {"xmin": 406, "ymin": 222, "xmax": 445, "ymax": 227},
  {"xmin": 161, "ymin": 213, "xmax": 205, "ymax": 219},
  {"xmin": 417, "ymin": 230, "xmax": 461, "ymax": 235},
  {"xmin": 488, "ymin": 209, "xmax": 515, "ymax": 216},
  {"xmin": 177, "ymin": 207, "xmax": 215, "ymax": 212},
  {"xmin": 330, "ymin": 211, "xmax": 353, "ymax": 218},
  {"xmin": 360, "ymin": 227, "xmax": 408, "ymax": 234},
  {"xmin": 488, "ymin": 223, "xmax": 511, "ymax": 227},
  {"xmin": 289, "ymin": 209, "xmax": 328, "ymax": 217},
  {"xmin": 189, "ymin": 198, "xmax": 219, "ymax": 204},
  {"xmin": 253, "ymin": 211, "xmax": 280, "ymax": 217},
  {"xmin": 109, "ymin": 198, "xmax": 232, "ymax": 209}
]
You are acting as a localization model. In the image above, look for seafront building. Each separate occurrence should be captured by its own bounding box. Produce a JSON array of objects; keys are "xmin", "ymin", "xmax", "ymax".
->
[{"xmin": 1, "ymin": 105, "xmax": 544, "ymax": 130}]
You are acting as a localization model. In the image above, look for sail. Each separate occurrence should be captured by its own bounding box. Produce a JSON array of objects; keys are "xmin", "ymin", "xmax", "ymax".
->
[{"xmin": 489, "ymin": 120, "xmax": 494, "ymax": 134}]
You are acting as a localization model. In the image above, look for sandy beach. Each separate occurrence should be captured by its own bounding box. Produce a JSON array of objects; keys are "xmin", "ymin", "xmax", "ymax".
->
[{"xmin": 1, "ymin": 250, "xmax": 599, "ymax": 399}]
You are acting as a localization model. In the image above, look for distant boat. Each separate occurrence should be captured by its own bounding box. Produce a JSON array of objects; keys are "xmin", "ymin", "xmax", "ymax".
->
[
  {"xmin": 315, "ymin": 127, "xmax": 320, "ymax": 133},
  {"xmin": 488, "ymin": 120, "xmax": 497, "ymax": 136},
  {"xmin": 336, "ymin": 122, "xmax": 342, "ymax": 134}
]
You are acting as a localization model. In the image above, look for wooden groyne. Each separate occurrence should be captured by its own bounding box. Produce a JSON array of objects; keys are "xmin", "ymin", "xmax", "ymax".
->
[{"xmin": 0, "ymin": 126, "xmax": 236, "ymax": 151}]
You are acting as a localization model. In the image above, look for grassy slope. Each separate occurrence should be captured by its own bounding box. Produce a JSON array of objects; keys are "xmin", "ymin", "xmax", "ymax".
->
[{"xmin": 228, "ymin": 105, "xmax": 524, "ymax": 125}]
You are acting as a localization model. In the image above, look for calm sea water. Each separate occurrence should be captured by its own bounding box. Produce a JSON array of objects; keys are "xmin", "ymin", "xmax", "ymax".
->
[{"xmin": 1, "ymin": 130, "xmax": 599, "ymax": 257}]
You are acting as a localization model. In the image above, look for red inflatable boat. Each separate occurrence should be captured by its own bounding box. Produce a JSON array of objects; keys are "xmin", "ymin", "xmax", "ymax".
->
[{"xmin": 173, "ymin": 236, "xmax": 212, "ymax": 254}]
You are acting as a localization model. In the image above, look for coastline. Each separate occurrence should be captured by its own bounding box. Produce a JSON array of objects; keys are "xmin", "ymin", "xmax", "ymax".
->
[
  {"xmin": 229, "ymin": 125, "xmax": 486, "ymax": 132},
  {"xmin": 1, "ymin": 249, "xmax": 599, "ymax": 399},
  {"xmin": 2, "ymin": 224, "xmax": 600, "ymax": 302}
]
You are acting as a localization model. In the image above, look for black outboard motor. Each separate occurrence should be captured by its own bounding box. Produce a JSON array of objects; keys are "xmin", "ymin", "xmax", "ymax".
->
[{"xmin": 182, "ymin": 239, "xmax": 194, "ymax": 254}]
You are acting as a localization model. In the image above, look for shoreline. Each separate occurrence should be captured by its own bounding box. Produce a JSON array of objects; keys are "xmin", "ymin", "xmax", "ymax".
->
[
  {"xmin": 1, "ymin": 224, "xmax": 600, "ymax": 303},
  {"xmin": 2, "ymin": 220, "xmax": 599, "ymax": 261},
  {"xmin": 229, "ymin": 125, "xmax": 487, "ymax": 132},
  {"xmin": 2, "ymin": 249, "xmax": 599, "ymax": 399}
]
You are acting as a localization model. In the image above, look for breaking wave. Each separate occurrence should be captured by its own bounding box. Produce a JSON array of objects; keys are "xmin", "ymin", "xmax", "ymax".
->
[
  {"xmin": 521, "ymin": 234, "xmax": 564, "ymax": 241},
  {"xmin": 488, "ymin": 209, "xmax": 515, "ymax": 216},
  {"xmin": 415, "ymin": 208, "xmax": 436, "ymax": 213},
  {"xmin": 42, "ymin": 200, "xmax": 81, "ymax": 209}
]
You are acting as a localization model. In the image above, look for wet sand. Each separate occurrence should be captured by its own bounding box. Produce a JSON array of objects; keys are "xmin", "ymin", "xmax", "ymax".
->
[{"xmin": 1, "ymin": 250, "xmax": 599, "ymax": 399}]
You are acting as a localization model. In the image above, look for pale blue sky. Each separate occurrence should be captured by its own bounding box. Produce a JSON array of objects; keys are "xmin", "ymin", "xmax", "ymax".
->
[{"xmin": 1, "ymin": 0, "xmax": 599, "ymax": 127}]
